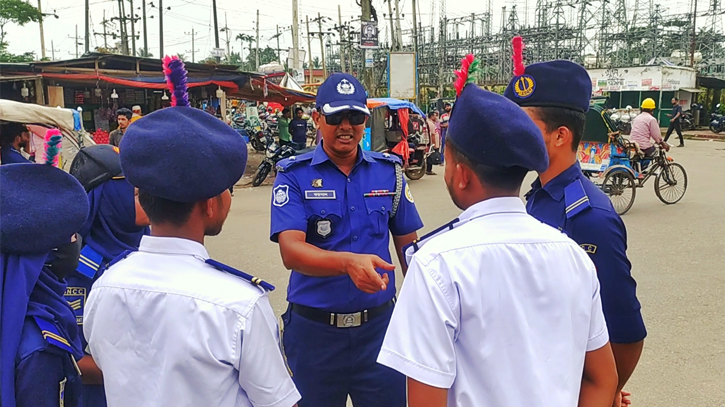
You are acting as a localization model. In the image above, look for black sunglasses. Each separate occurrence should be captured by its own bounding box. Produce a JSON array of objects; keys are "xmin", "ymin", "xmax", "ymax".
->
[{"xmin": 325, "ymin": 111, "xmax": 367, "ymax": 126}]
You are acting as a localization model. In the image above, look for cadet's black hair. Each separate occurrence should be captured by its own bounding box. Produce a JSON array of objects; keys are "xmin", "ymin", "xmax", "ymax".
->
[
  {"xmin": 116, "ymin": 108, "xmax": 133, "ymax": 120},
  {"xmin": 447, "ymin": 142, "xmax": 528, "ymax": 192},
  {"xmin": 530, "ymin": 106, "xmax": 586, "ymax": 152},
  {"xmin": 295, "ymin": 107, "xmax": 304, "ymax": 115},
  {"xmin": 0, "ymin": 122, "xmax": 28, "ymax": 146},
  {"xmin": 137, "ymin": 190, "xmax": 197, "ymax": 226}
]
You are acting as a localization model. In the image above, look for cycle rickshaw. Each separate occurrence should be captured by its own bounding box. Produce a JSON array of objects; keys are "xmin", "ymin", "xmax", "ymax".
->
[{"xmin": 578, "ymin": 104, "xmax": 688, "ymax": 215}]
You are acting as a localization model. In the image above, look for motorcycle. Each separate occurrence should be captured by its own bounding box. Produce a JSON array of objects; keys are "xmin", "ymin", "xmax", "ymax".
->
[
  {"xmin": 680, "ymin": 110, "xmax": 695, "ymax": 131},
  {"xmin": 710, "ymin": 113, "xmax": 724, "ymax": 134},
  {"xmin": 252, "ymin": 140, "xmax": 314, "ymax": 187}
]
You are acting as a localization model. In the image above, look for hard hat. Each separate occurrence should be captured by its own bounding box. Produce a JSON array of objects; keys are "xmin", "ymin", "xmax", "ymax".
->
[{"xmin": 641, "ymin": 98, "xmax": 656, "ymax": 110}]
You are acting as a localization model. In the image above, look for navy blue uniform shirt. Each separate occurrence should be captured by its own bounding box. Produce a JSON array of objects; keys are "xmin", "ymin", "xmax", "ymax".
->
[
  {"xmin": 671, "ymin": 105, "xmax": 683, "ymax": 122},
  {"xmin": 1, "ymin": 147, "xmax": 30, "ymax": 165},
  {"xmin": 525, "ymin": 162, "xmax": 646, "ymax": 344},
  {"xmin": 289, "ymin": 119, "xmax": 308, "ymax": 144},
  {"xmin": 15, "ymin": 316, "xmax": 81, "ymax": 407},
  {"xmin": 270, "ymin": 144, "xmax": 423, "ymax": 313}
]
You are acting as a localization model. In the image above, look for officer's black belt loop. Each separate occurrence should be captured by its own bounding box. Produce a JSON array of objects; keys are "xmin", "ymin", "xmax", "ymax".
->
[{"xmin": 290, "ymin": 299, "xmax": 395, "ymax": 328}]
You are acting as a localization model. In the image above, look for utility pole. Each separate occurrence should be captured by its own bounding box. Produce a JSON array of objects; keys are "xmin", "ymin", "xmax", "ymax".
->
[
  {"xmin": 292, "ymin": 0, "xmax": 300, "ymax": 76},
  {"xmin": 85, "ymin": 0, "xmax": 90, "ymax": 54},
  {"xmin": 275, "ymin": 25, "xmax": 281, "ymax": 62},
  {"xmin": 219, "ymin": 13, "xmax": 231, "ymax": 61},
  {"xmin": 306, "ymin": 15, "xmax": 313, "ymax": 82},
  {"xmin": 387, "ymin": 0, "xmax": 396, "ymax": 50},
  {"xmin": 256, "ymin": 10, "xmax": 260, "ymax": 69},
  {"xmin": 318, "ymin": 13, "xmax": 327, "ymax": 78},
  {"xmin": 186, "ymin": 28, "xmax": 197, "ymax": 62},
  {"xmin": 130, "ymin": 0, "xmax": 136, "ymax": 56},
  {"xmin": 338, "ymin": 5, "xmax": 346, "ymax": 72},
  {"xmin": 411, "ymin": 0, "xmax": 419, "ymax": 105},
  {"xmin": 361, "ymin": 0, "xmax": 373, "ymax": 93},
  {"xmin": 394, "ymin": 0, "xmax": 402, "ymax": 49},
  {"xmin": 47, "ymin": 39, "xmax": 59, "ymax": 60},
  {"xmin": 438, "ymin": 17, "xmax": 446, "ymax": 97},
  {"xmin": 117, "ymin": 0, "xmax": 128, "ymax": 54},
  {"xmin": 37, "ymin": 0, "xmax": 46, "ymax": 59},
  {"xmin": 690, "ymin": 0, "xmax": 698, "ymax": 66},
  {"xmin": 159, "ymin": 0, "xmax": 164, "ymax": 56},
  {"xmin": 142, "ymin": 0, "xmax": 148, "ymax": 56},
  {"xmin": 71, "ymin": 25, "xmax": 82, "ymax": 58},
  {"xmin": 212, "ymin": 0, "xmax": 220, "ymax": 62}
]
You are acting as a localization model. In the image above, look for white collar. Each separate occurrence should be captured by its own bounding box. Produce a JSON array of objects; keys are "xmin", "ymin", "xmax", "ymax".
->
[
  {"xmin": 458, "ymin": 197, "xmax": 527, "ymax": 222},
  {"xmin": 139, "ymin": 235, "xmax": 210, "ymax": 260}
]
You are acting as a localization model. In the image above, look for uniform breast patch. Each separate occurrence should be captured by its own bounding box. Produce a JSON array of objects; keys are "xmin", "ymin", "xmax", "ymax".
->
[
  {"xmin": 316, "ymin": 219, "xmax": 332, "ymax": 238},
  {"xmin": 580, "ymin": 244, "xmax": 598, "ymax": 254},
  {"xmin": 304, "ymin": 190, "xmax": 336, "ymax": 200},
  {"xmin": 405, "ymin": 184, "xmax": 414, "ymax": 203},
  {"xmin": 273, "ymin": 185, "xmax": 290, "ymax": 207},
  {"xmin": 64, "ymin": 287, "xmax": 87, "ymax": 325}
]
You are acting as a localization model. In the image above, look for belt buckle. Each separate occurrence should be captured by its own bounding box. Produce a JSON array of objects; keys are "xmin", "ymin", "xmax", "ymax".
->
[{"xmin": 335, "ymin": 312, "xmax": 362, "ymax": 328}]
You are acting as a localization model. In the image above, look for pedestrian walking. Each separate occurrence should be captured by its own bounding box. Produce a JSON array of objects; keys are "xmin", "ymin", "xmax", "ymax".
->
[
  {"xmin": 1, "ymin": 148, "xmax": 90, "ymax": 407},
  {"xmin": 270, "ymin": 73, "xmax": 423, "ymax": 407},
  {"xmin": 82, "ymin": 56, "xmax": 300, "ymax": 407},
  {"xmin": 377, "ymin": 56, "xmax": 618, "ymax": 407},
  {"xmin": 504, "ymin": 39, "xmax": 646, "ymax": 407},
  {"xmin": 665, "ymin": 97, "xmax": 685, "ymax": 147}
]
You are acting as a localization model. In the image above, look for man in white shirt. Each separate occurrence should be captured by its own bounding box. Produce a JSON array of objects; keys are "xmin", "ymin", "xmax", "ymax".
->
[
  {"xmin": 83, "ymin": 56, "xmax": 300, "ymax": 407},
  {"xmin": 377, "ymin": 67, "xmax": 618, "ymax": 407}
]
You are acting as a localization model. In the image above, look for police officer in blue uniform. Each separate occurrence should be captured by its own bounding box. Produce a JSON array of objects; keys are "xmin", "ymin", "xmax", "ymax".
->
[
  {"xmin": 270, "ymin": 73, "xmax": 423, "ymax": 407},
  {"xmin": 0, "ymin": 122, "xmax": 32, "ymax": 164},
  {"xmin": 505, "ymin": 58, "xmax": 646, "ymax": 407},
  {"xmin": 1, "ymin": 162, "xmax": 90, "ymax": 407},
  {"xmin": 65, "ymin": 144, "xmax": 150, "ymax": 407}
]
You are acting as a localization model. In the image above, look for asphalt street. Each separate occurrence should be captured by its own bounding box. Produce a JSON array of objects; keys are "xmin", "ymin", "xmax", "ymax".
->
[{"xmin": 207, "ymin": 139, "xmax": 725, "ymax": 406}]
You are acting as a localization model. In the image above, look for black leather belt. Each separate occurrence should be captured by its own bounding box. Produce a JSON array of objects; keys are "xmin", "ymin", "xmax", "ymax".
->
[{"xmin": 290, "ymin": 298, "xmax": 395, "ymax": 328}]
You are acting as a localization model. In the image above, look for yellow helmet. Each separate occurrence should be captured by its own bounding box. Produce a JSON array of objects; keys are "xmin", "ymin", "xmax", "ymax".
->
[{"xmin": 641, "ymin": 98, "xmax": 656, "ymax": 110}]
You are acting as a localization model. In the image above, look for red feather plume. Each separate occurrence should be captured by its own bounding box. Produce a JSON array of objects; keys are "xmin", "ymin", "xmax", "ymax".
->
[
  {"xmin": 512, "ymin": 36, "xmax": 525, "ymax": 76},
  {"xmin": 453, "ymin": 54, "xmax": 476, "ymax": 97}
]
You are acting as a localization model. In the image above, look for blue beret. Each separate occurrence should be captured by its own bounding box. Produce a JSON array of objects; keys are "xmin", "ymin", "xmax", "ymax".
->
[
  {"xmin": 315, "ymin": 73, "xmax": 370, "ymax": 115},
  {"xmin": 447, "ymin": 84, "xmax": 549, "ymax": 173},
  {"xmin": 0, "ymin": 164, "xmax": 89, "ymax": 254},
  {"xmin": 504, "ymin": 60, "xmax": 592, "ymax": 113},
  {"xmin": 119, "ymin": 106, "xmax": 247, "ymax": 202},
  {"xmin": 69, "ymin": 144, "xmax": 122, "ymax": 192}
]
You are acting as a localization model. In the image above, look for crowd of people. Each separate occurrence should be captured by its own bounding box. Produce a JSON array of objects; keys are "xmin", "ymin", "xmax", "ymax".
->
[{"xmin": 0, "ymin": 53, "xmax": 649, "ymax": 407}]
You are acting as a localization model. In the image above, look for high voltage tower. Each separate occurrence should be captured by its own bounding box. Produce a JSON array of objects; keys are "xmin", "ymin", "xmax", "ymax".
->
[{"xmin": 322, "ymin": 0, "xmax": 725, "ymax": 97}]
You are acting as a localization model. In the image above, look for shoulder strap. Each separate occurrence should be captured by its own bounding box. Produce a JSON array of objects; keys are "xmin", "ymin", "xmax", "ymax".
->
[
  {"xmin": 564, "ymin": 179, "xmax": 592, "ymax": 219},
  {"xmin": 205, "ymin": 259, "xmax": 275, "ymax": 291},
  {"xmin": 390, "ymin": 162, "xmax": 403, "ymax": 218},
  {"xmin": 76, "ymin": 245, "xmax": 106, "ymax": 279},
  {"xmin": 402, "ymin": 218, "xmax": 460, "ymax": 267},
  {"xmin": 32, "ymin": 316, "xmax": 74, "ymax": 354}
]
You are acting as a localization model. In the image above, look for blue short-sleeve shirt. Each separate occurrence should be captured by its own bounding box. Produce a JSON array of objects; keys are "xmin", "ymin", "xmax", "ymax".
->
[
  {"xmin": 270, "ymin": 144, "xmax": 423, "ymax": 313},
  {"xmin": 1, "ymin": 147, "xmax": 31, "ymax": 165},
  {"xmin": 525, "ymin": 162, "xmax": 646, "ymax": 344}
]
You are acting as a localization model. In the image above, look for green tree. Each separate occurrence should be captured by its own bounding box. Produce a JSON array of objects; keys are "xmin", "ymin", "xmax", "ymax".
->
[
  {"xmin": 0, "ymin": 0, "xmax": 43, "ymax": 45},
  {"xmin": 245, "ymin": 46, "xmax": 277, "ymax": 70},
  {"xmin": 175, "ymin": 52, "xmax": 186, "ymax": 61},
  {"xmin": 227, "ymin": 51, "xmax": 243, "ymax": 66},
  {"xmin": 312, "ymin": 56, "xmax": 321, "ymax": 69},
  {"xmin": 0, "ymin": 41, "xmax": 34, "ymax": 62},
  {"xmin": 138, "ymin": 47, "xmax": 153, "ymax": 58}
]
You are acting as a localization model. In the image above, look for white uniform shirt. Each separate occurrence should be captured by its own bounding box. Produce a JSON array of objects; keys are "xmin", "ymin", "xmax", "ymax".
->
[
  {"xmin": 84, "ymin": 236, "xmax": 300, "ymax": 407},
  {"xmin": 377, "ymin": 197, "xmax": 608, "ymax": 407}
]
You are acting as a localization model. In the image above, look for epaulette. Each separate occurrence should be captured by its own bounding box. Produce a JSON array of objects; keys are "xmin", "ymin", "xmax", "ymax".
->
[
  {"xmin": 564, "ymin": 179, "xmax": 592, "ymax": 219},
  {"xmin": 205, "ymin": 258, "xmax": 275, "ymax": 291},
  {"xmin": 402, "ymin": 218, "xmax": 460, "ymax": 267},
  {"xmin": 367, "ymin": 151, "xmax": 402, "ymax": 165},
  {"xmin": 276, "ymin": 151, "xmax": 314, "ymax": 173},
  {"xmin": 107, "ymin": 249, "xmax": 135, "ymax": 269},
  {"xmin": 32, "ymin": 316, "xmax": 74, "ymax": 354},
  {"xmin": 76, "ymin": 245, "xmax": 105, "ymax": 279}
]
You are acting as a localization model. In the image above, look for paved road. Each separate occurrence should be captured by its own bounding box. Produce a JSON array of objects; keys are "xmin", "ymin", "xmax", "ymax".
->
[{"xmin": 207, "ymin": 139, "xmax": 725, "ymax": 406}]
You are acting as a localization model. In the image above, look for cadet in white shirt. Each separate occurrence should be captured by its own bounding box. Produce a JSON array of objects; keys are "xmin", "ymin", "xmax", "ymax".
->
[
  {"xmin": 377, "ymin": 57, "xmax": 619, "ymax": 407},
  {"xmin": 83, "ymin": 56, "xmax": 300, "ymax": 407}
]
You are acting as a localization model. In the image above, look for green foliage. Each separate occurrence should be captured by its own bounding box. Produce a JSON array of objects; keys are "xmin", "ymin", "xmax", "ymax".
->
[
  {"xmin": 0, "ymin": 0, "xmax": 43, "ymax": 43},
  {"xmin": 138, "ymin": 47, "xmax": 153, "ymax": 58},
  {"xmin": 0, "ymin": 41, "xmax": 35, "ymax": 62},
  {"xmin": 245, "ymin": 46, "xmax": 278, "ymax": 70}
]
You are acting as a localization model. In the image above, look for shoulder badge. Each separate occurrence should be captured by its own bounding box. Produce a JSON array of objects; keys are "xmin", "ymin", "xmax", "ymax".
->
[
  {"xmin": 273, "ymin": 184, "xmax": 290, "ymax": 207},
  {"xmin": 368, "ymin": 150, "xmax": 402, "ymax": 165},
  {"xmin": 32, "ymin": 316, "xmax": 74, "ymax": 354},
  {"xmin": 580, "ymin": 244, "xmax": 598, "ymax": 254},
  {"xmin": 277, "ymin": 151, "xmax": 314, "ymax": 172},
  {"xmin": 564, "ymin": 179, "xmax": 591, "ymax": 219},
  {"xmin": 205, "ymin": 258, "xmax": 275, "ymax": 291}
]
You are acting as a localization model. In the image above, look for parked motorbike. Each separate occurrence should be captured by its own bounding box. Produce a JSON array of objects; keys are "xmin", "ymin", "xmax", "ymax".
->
[
  {"xmin": 387, "ymin": 132, "xmax": 431, "ymax": 181},
  {"xmin": 252, "ymin": 140, "xmax": 314, "ymax": 187},
  {"xmin": 710, "ymin": 112, "xmax": 724, "ymax": 134},
  {"xmin": 680, "ymin": 110, "xmax": 695, "ymax": 131}
]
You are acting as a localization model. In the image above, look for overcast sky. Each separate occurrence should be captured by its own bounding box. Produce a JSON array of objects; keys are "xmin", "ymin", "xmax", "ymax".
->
[{"xmin": 4, "ymin": 0, "xmax": 700, "ymax": 64}]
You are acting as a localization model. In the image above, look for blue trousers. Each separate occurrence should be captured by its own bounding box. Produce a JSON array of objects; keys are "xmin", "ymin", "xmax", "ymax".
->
[{"xmin": 281, "ymin": 304, "xmax": 405, "ymax": 407}]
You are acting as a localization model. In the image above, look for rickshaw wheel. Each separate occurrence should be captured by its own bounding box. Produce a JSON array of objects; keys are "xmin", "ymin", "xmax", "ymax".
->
[
  {"xmin": 405, "ymin": 165, "xmax": 426, "ymax": 181},
  {"xmin": 655, "ymin": 163, "xmax": 688, "ymax": 204},
  {"xmin": 603, "ymin": 170, "xmax": 636, "ymax": 215}
]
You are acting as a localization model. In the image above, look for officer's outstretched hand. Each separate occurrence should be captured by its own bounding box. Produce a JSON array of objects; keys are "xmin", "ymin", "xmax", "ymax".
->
[{"xmin": 344, "ymin": 254, "xmax": 395, "ymax": 294}]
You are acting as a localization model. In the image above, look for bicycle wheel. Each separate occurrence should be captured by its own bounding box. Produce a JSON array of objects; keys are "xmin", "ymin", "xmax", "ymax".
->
[
  {"xmin": 655, "ymin": 162, "xmax": 687, "ymax": 204},
  {"xmin": 602, "ymin": 170, "xmax": 636, "ymax": 215}
]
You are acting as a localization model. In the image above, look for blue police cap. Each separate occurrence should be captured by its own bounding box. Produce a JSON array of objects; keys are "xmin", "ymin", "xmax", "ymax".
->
[
  {"xmin": 119, "ymin": 55, "xmax": 247, "ymax": 203},
  {"xmin": 447, "ymin": 84, "xmax": 549, "ymax": 173},
  {"xmin": 504, "ymin": 60, "xmax": 592, "ymax": 113},
  {"xmin": 0, "ymin": 164, "xmax": 89, "ymax": 254},
  {"xmin": 315, "ymin": 73, "xmax": 370, "ymax": 116}
]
